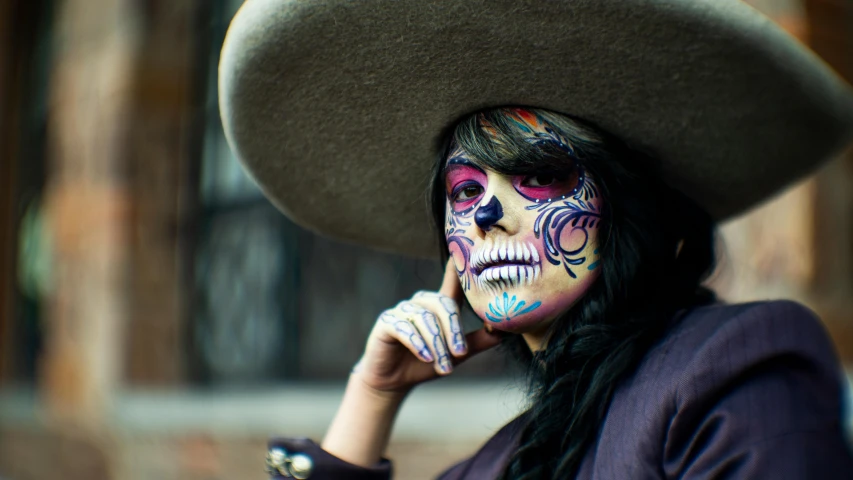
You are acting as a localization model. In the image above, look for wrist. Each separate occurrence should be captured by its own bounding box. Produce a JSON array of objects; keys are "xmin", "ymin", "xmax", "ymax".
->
[
  {"xmin": 320, "ymin": 372, "xmax": 407, "ymax": 466},
  {"xmin": 347, "ymin": 371, "xmax": 410, "ymax": 409}
]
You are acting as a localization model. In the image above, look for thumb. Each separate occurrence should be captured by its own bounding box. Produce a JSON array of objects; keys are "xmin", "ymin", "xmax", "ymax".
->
[{"xmin": 438, "ymin": 258, "xmax": 464, "ymax": 304}]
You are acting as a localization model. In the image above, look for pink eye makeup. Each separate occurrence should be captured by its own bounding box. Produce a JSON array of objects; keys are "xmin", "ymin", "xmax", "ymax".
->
[
  {"xmin": 514, "ymin": 165, "xmax": 583, "ymax": 202},
  {"xmin": 445, "ymin": 163, "xmax": 487, "ymax": 212}
]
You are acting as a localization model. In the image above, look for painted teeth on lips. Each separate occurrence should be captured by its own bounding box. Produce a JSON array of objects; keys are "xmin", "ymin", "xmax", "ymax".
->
[
  {"xmin": 472, "ymin": 240, "xmax": 540, "ymax": 273},
  {"xmin": 470, "ymin": 239, "xmax": 542, "ymax": 292}
]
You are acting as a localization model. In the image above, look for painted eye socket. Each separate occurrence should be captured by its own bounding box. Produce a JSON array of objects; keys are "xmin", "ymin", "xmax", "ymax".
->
[
  {"xmin": 451, "ymin": 182, "xmax": 484, "ymax": 210},
  {"xmin": 516, "ymin": 168, "xmax": 581, "ymax": 201},
  {"xmin": 522, "ymin": 175, "xmax": 558, "ymax": 187},
  {"xmin": 445, "ymin": 163, "xmax": 487, "ymax": 212},
  {"xmin": 455, "ymin": 184, "xmax": 483, "ymax": 201}
]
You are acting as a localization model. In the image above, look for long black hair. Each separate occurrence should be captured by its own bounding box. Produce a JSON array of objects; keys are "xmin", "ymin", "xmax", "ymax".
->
[{"xmin": 429, "ymin": 107, "xmax": 718, "ymax": 479}]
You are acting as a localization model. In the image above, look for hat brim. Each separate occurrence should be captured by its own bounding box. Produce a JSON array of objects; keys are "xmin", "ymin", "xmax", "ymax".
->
[{"xmin": 219, "ymin": 0, "xmax": 853, "ymax": 258}]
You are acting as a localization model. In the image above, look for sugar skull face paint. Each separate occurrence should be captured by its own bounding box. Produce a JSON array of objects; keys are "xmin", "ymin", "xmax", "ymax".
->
[{"xmin": 444, "ymin": 109, "xmax": 604, "ymax": 336}]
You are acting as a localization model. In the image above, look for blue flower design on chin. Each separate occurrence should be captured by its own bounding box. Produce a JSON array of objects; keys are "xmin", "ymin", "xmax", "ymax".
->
[{"xmin": 485, "ymin": 292, "xmax": 542, "ymax": 323}]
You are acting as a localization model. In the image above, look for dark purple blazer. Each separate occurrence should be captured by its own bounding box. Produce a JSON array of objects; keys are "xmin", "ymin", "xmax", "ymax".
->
[{"xmin": 268, "ymin": 301, "xmax": 853, "ymax": 479}]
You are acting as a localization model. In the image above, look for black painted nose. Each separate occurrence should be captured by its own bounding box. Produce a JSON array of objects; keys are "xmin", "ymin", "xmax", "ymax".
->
[{"xmin": 475, "ymin": 196, "xmax": 503, "ymax": 231}]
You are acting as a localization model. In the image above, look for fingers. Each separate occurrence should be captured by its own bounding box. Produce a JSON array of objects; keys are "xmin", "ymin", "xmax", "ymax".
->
[
  {"xmin": 378, "ymin": 304, "xmax": 504, "ymax": 377},
  {"xmin": 398, "ymin": 302, "xmax": 453, "ymax": 374},
  {"xmin": 411, "ymin": 291, "xmax": 466, "ymax": 357},
  {"xmin": 412, "ymin": 259, "xmax": 466, "ymax": 358},
  {"xmin": 374, "ymin": 260, "xmax": 499, "ymax": 377},
  {"xmin": 378, "ymin": 312, "xmax": 434, "ymax": 363}
]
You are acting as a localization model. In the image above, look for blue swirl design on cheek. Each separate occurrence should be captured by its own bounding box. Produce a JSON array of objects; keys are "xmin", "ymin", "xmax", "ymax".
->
[
  {"xmin": 504, "ymin": 110, "xmax": 603, "ymax": 279},
  {"xmin": 485, "ymin": 292, "xmax": 542, "ymax": 323},
  {"xmin": 526, "ymin": 176, "xmax": 601, "ymax": 279},
  {"xmin": 587, "ymin": 248, "xmax": 601, "ymax": 271}
]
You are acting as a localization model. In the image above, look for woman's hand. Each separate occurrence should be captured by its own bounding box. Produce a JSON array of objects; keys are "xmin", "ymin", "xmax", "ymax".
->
[
  {"xmin": 353, "ymin": 260, "xmax": 503, "ymax": 396},
  {"xmin": 322, "ymin": 260, "xmax": 503, "ymax": 467}
]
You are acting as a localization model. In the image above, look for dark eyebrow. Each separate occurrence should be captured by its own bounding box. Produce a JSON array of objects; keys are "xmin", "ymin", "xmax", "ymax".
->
[{"xmin": 445, "ymin": 151, "xmax": 486, "ymax": 173}]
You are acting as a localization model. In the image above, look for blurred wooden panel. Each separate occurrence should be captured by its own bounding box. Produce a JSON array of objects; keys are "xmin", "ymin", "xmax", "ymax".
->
[
  {"xmin": 806, "ymin": 0, "xmax": 853, "ymax": 79},
  {"xmin": 40, "ymin": 0, "xmax": 139, "ymax": 420},
  {"xmin": 743, "ymin": 0, "xmax": 807, "ymax": 37},
  {"xmin": 123, "ymin": 0, "xmax": 207, "ymax": 387},
  {"xmin": 805, "ymin": 0, "xmax": 853, "ymax": 361},
  {"xmin": 0, "ymin": 0, "xmax": 15, "ymax": 385},
  {"xmin": 0, "ymin": 0, "xmax": 45, "ymax": 385}
]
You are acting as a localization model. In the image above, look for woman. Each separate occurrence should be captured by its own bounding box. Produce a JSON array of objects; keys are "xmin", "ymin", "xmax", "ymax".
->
[{"xmin": 218, "ymin": 0, "xmax": 853, "ymax": 478}]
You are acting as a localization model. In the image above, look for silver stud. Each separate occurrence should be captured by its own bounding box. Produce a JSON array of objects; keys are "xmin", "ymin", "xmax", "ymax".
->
[
  {"xmin": 290, "ymin": 453, "xmax": 314, "ymax": 479},
  {"xmin": 265, "ymin": 447, "xmax": 313, "ymax": 478},
  {"xmin": 266, "ymin": 447, "xmax": 288, "ymax": 475}
]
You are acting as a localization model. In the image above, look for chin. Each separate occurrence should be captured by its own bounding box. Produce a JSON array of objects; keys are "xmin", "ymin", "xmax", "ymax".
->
[
  {"xmin": 471, "ymin": 289, "xmax": 560, "ymax": 332},
  {"xmin": 469, "ymin": 279, "xmax": 592, "ymax": 334},
  {"xmin": 485, "ymin": 314, "xmax": 555, "ymax": 335}
]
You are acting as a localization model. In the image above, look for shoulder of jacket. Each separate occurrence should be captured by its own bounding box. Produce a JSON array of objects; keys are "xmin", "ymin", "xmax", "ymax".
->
[
  {"xmin": 667, "ymin": 300, "xmax": 830, "ymax": 357},
  {"xmin": 659, "ymin": 300, "xmax": 841, "ymax": 405}
]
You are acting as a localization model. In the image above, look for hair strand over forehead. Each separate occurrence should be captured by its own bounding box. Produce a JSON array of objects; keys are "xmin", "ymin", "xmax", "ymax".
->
[{"xmin": 449, "ymin": 107, "xmax": 609, "ymax": 177}]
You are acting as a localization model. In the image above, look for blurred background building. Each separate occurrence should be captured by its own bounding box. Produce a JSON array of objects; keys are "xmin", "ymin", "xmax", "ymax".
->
[{"xmin": 0, "ymin": 0, "xmax": 851, "ymax": 479}]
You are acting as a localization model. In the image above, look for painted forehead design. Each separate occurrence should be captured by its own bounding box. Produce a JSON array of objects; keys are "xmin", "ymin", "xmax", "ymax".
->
[
  {"xmin": 452, "ymin": 109, "xmax": 578, "ymax": 165},
  {"xmin": 507, "ymin": 108, "xmax": 546, "ymax": 133},
  {"xmin": 507, "ymin": 109, "xmax": 578, "ymax": 157}
]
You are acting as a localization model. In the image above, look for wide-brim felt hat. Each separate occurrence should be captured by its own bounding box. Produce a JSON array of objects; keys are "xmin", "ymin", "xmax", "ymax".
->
[{"xmin": 219, "ymin": 0, "xmax": 853, "ymax": 258}]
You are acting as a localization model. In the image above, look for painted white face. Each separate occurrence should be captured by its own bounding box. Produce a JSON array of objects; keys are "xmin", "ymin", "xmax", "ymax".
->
[{"xmin": 444, "ymin": 109, "xmax": 603, "ymax": 335}]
